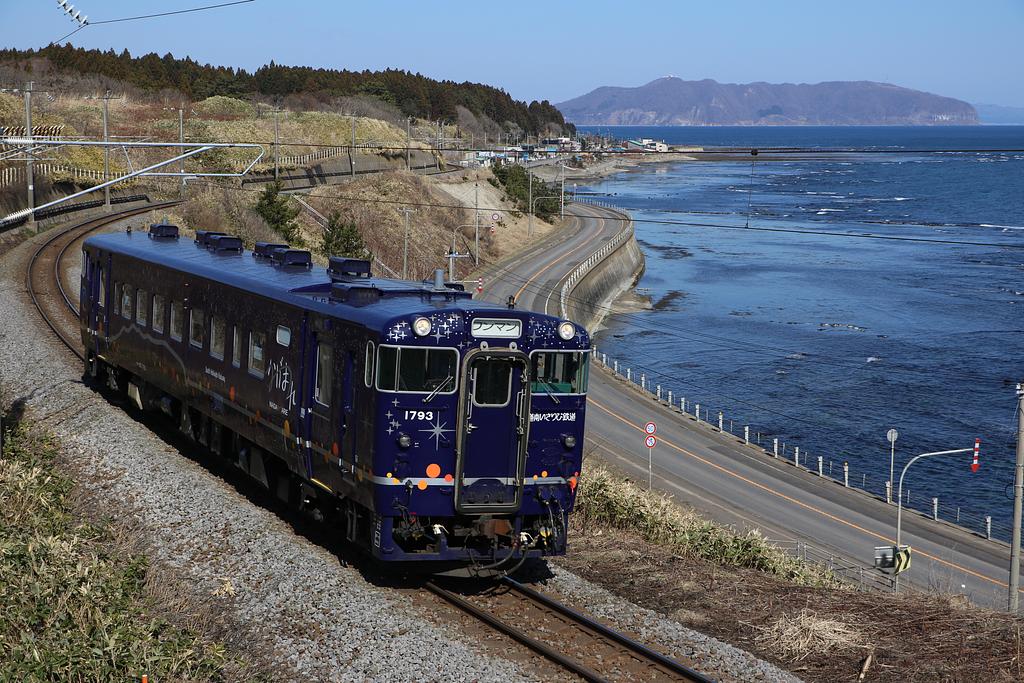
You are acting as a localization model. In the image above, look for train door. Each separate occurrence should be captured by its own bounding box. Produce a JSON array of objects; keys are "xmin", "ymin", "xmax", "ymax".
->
[
  {"xmin": 454, "ymin": 350, "xmax": 530, "ymax": 513},
  {"xmin": 307, "ymin": 324, "xmax": 337, "ymax": 485}
]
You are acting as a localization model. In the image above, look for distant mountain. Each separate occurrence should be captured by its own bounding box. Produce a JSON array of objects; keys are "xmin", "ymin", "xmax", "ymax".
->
[
  {"xmin": 557, "ymin": 77, "xmax": 978, "ymax": 126},
  {"xmin": 974, "ymin": 103, "xmax": 1024, "ymax": 125}
]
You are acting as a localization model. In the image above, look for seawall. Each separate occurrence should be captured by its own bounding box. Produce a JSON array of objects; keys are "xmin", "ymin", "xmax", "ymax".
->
[{"xmin": 561, "ymin": 204, "xmax": 644, "ymax": 334}]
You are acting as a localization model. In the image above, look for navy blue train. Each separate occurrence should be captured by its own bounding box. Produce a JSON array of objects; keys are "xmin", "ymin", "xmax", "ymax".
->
[{"xmin": 79, "ymin": 222, "xmax": 590, "ymax": 573}]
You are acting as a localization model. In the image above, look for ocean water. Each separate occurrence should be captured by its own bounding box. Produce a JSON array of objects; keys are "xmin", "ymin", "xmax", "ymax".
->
[{"xmin": 577, "ymin": 126, "xmax": 1024, "ymax": 536}]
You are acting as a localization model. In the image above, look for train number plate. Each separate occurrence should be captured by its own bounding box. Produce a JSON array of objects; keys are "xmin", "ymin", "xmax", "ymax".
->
[{"xmin": 471, "ymin": 318, "xmax": 521, "ymax": 338}]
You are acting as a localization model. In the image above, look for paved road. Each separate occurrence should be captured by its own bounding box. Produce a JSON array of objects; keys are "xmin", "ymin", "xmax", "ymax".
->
[{"xmin": 482, "ymin": 202, "xmax": 1019, "ymax": 610}]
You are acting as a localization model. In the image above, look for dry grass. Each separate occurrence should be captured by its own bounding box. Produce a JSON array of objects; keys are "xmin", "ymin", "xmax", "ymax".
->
[
  {"xmin": 755, "ymin": 609, "xmax": 867, "ymax": 661},
  {"xmin": 0, "ymin": 420, "xmax": 261, "ymax": 682},
  {"xmin": 574, "ymin": 462, "xmax": 839, "ymax": 586},
  {"xmin": 560, "ymin": 459, "xmax": 1024, "ymax": 682}
]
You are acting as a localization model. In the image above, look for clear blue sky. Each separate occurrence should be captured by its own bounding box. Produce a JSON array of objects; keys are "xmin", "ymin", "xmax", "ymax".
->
[{"xmin": 2, "ymin": 0, "xmax": 1022, "ymax": 107}]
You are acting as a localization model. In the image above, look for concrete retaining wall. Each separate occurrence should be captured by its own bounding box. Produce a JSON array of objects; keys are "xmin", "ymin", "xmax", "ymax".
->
[{"xmin": 562, "ymin": 206, "xmax": 645, "ymax": 334}]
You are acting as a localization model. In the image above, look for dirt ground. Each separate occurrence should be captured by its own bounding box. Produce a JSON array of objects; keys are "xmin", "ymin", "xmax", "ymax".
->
[{"xmin": 556, "ymin": 519, "xmax": 1024, "ymax": 682}]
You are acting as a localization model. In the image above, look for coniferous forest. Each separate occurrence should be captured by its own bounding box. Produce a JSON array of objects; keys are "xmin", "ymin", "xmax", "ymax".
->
[{"xmin": 0, "ymin": 45, "xmax": 572, "ymax": 135}]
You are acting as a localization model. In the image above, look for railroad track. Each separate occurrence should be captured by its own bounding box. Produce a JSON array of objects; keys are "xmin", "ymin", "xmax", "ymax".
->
[
  {"xmin": 425, "ymin": 577, "xmax": 713, "ymax": 682},
  {"xmin": 26, "ymin": 201, "xmax": 181, "ymax": 358}
]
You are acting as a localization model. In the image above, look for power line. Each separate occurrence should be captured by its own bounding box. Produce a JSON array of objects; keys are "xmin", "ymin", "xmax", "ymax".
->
[
  {"xmin": 184, "ymin": 179, "xmax": 1024, "ymax": 250},
  {"xmin": 89, "ymin": 0, "xmax": 255, "ymax": 25}
]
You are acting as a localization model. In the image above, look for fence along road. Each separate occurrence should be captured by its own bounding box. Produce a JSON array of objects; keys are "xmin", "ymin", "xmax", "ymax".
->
[{"xmin": 480, "ymin": 201, "xmax": 1019, "ymax": 609}]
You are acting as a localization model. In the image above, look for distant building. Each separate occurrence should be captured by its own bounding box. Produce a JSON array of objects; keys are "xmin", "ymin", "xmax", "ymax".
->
[{"xmin": 627, "ymin": 138, "xmax": 669, "ymax": 153}]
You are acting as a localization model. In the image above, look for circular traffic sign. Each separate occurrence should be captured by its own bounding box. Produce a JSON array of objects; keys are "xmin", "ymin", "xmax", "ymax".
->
[
  {"xmin": 644, "ymin": 421, "xmax": 657, "ymax": 435},
  {"xmin": 491, "ymin": 212, "xmax": 500, "ymax": 221},
  {"xmin": 887, "ymin": 428, "xmax": 899, "ymax": 444},
  {"xmin": 645, "ymin": 435, "xmax": 657, "ymax": 449}
]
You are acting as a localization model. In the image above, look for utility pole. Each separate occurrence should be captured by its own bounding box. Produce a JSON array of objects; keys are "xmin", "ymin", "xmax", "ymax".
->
[
  {"xmin": 273, "ymin": 108, "xmax": 280, "ymax": 182},
  {"xmin": 527, "ymin": 167, "xmax": 533, "ymax": 237},
  {"xmin": 24, "ymin": 81, "xmax": 34, "ymax": 230},
  {"xmin": 102, "ymin": 90, "xmax": 111, "ymax": 211},
  {"xmin": 399, "ymin": 207, "xmax": 414, "ymax": 280},
  {"xmin": 178, "ymin": 107, "xmax": 185, "ymax": 197},
  {"xmin": 1010, "ymin": 382, "xmax": 1024, "ymax": 612},
  {"xmin": 405, "ymin": 117, "xmax": 411, "ymax": 171},
  {"xmin": 474, "ymin": 181, "xmax": 480, "ymax": 265}
]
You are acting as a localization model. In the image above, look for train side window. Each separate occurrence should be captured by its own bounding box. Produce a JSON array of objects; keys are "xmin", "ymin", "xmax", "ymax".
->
[
  {"xmin": 248, "ymin": 331, "xmax": 266, "ymax": 377},
  {"xmin": 121, "ymin": 285, "xmax": 133, "ymax": 320},
  {"xmin": 169, "ymin": 301, "xmax": 183, "ymax": 341},
  {"xmin": 97, "ymin": 267, "xmax": 106, "ymax": 308},
  {"xmin": 113, "ymin": 282, "xmax": 121, "ymax": 316},
  {"xmin": 210, "ymin": 316, "xmax": 225, "ymax": 360},
  {"xmin": 135, "ymin": 288, "xmax": 148, "ymax": 327},
  {"xmin": 152, "ymin": 294, "xmax": 165, "ymax": 334},
  {"xmin": 364, "ymin": 341, "xmax": 375, "ymax": 387},
  {"xmin": 276, "ymin": 325, "xmax": 291, "ymax": 347},
  {"xmin": 315, "ymin": 342, "xmax": 333, "ymax": 406},
  {"xmin": 231, "ymin": 325, "xmax": 241, "ymax": 368},
  {"xmin": 189, "ymin": 308, "xmax": 205, "ymax": 348}
]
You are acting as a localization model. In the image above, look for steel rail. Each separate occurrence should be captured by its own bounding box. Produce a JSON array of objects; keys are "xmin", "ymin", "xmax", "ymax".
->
[
  {"xmin": 425, "ymin": 579, "xmax": 712, "ymax": 682},
  {"xmin": 26, "ymin": 201, "xmax": 181, "ymax": 359},
  {"xmin": 502, "ymin": 577, "xmax": 714, "ymax": 682}
]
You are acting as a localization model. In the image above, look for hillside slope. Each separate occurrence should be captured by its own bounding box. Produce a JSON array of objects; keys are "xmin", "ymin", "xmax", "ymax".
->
[{"xmin": 557, "ymin": 77, "xmax": 978, "ymax": 125}]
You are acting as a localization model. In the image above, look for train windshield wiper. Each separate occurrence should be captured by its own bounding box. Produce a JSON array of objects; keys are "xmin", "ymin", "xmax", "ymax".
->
[
  {"xmin": 423, "ymin": 375, "xmax": 454, "ymax": 404},
  {"xmin": 536, "ymin": 379, "xmax": 561, "ymax": 405}
]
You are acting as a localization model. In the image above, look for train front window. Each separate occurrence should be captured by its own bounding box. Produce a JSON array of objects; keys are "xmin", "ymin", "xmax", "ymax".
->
[
  {"xmin": 376, "ymin": 346, "xmax": 457, "ymax": 393},
  {"xmin": 530, "ymin": 351, "xmax": 589, "ymax": 394}
]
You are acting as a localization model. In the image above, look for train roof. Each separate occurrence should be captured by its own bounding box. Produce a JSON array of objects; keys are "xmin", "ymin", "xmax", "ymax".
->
[{"xmin": 84, "ymin": 227, "xmax": 565, "ymax": 334}]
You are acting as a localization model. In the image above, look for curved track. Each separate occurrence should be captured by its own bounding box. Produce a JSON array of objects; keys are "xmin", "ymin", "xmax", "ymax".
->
[
  {"xmin": 26, "ymin": 201, "xmax": 181, "ymax": 358},
  {"xmin": 425, "ymin": 578, "xmax": 712, "ymax": 683}
]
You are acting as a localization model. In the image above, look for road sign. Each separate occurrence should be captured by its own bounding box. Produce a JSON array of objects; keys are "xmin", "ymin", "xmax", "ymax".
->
[
  {"xmin": 645, "ymin": 435, "xmax": 657, "ymax": 449},
  {"xmin": 644, "ymin": 421, "xmax": 657, "ymax": 435},
  {"xmin": 874, "ymin": 544, "xmax": 912, "ymax": 574},
  {"xmin": 874, "ymin": 545, "xmax": 895, "ymax": 569},
  {"xmin": 893, "ymin": 545, "xmax": 912, "ymax": 574},
  {"xmin": 887, "ymin": 428, "xmax": 899, "ymax": 444},
  {"xmin": 491, "ymin": 212, "xmax": 500, "ymax": 221},
  {"xmin": 971, "ymin": 438, "xmax": 981, "ymax": 473}
]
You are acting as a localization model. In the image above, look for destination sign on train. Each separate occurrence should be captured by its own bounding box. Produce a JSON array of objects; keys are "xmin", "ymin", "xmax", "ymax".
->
[{"xmin": 470, "ymin": 318, "xmax": 522, "ymax": 338}]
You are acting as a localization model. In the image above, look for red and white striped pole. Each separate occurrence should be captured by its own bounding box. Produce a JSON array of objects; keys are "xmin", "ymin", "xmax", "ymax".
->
[
  {"xmin": 971, "ymin": 437, "xmax": 981, "ymax": 473},
  {"xmin": 476, "ymin": 277, "xmax": 483, "ymax": 296}
]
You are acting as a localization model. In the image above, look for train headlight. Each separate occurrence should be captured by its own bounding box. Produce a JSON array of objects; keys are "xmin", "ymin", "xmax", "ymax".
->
[
  {"xmin": 412, "ymin": 317, "xmax": 432, "ymax": 336},
  {"xmin": 562, "ymin": 434, "xmax": 577, "ymax": 449},
  {"xmin": 397, "ymin": 433, "xmax": 412, "ymax": 449},
  {"xmin": 557, "ymin": 321, "xmax": 575, "ymax": 340}
]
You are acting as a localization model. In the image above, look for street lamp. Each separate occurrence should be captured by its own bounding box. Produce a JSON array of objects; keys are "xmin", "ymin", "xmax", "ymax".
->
[
  {"xmin": 887, "ymin": 428, "xmax": 899, "ymax": 504},
  {"xmin": 894, "ymin": 441, "xmax": 980, "ymax": 593},
  {"xmin": 529, "ymin": 195, "xmax": 560, "ymax": 238}
]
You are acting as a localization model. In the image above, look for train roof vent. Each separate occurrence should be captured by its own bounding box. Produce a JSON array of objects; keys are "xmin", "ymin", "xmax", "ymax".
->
[
  {"xmin": 270, "ymin": 248, "xmax": 312, "ymax": 268},
  {"xmin": 148, "ymin": 222, "xmax": 179, "ymax": 239},
  {"xmin": 327, "ymin": 257, "xmax": 371, "ymax": 280},
  {"xmin": 195, "ymin": 230, "xmax": 227, "ymax": 247},
  {"xmin": 254, "ymin": 241, "xmax": 289, "ymax": 258},
  {"xmin": 208, "ymin": 235, "xmax": 243, "ymax": 253},
  {"xmin": 329, "ymin": 282, "xmax": 381, "ymax": 305}
]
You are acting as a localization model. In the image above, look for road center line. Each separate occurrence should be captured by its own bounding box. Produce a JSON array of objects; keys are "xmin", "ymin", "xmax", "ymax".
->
[{"xmin": 589, "ymin": 397, "xmax": 1015, "ymax": 590}]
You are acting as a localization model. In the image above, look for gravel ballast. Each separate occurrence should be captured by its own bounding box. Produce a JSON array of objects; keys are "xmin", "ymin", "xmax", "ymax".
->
[{"xmin": 4, "ymin": 220, "xmax": 800, "ymax": 682}]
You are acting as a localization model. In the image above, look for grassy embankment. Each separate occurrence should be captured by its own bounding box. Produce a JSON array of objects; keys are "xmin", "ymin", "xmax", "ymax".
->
[
  {"xmin": 566, "ymin": 460, "xmax": 1024, "ymax": 682},
  {"xmin": 0, "ymin": 419, "xmax": 253, "ymax": 682}
]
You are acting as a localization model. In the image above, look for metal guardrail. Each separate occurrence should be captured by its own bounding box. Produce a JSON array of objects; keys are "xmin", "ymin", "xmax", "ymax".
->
[
  {"xmin": 770, "ymin": 539, "xmax": 895, "ymax": 592},
  {"xmin": 0, "ymin": 194, "xmax": 151, "ymax": 231},
  {"xmin": 559, "ymin": 198, "xmax": 634, "ymax": 320}
]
